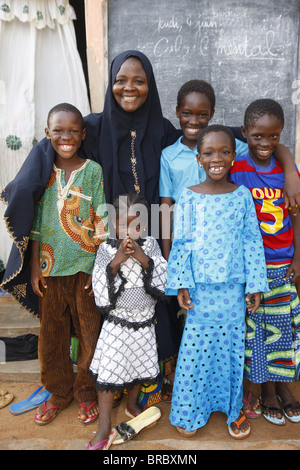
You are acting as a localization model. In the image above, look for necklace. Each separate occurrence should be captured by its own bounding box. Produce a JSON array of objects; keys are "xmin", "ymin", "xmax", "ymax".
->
[{"xmin": 130, "ymin": 130, "xmax": 140, "ymax": 194}]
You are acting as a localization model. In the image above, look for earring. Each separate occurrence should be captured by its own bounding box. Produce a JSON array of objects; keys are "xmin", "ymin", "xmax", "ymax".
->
[
  {"xmin": 199, "ymin": 162, "xmax": 202, "ymax": 168},
  {"xmin": 231, "ymin": 160, "xmax": 234, "ymax": 166}
]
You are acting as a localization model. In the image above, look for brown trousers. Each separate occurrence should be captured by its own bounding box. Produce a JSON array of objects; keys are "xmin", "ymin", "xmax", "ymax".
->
[{"xmin": 38, "ymin": 272, "xmax": 101, "ymax": 408}]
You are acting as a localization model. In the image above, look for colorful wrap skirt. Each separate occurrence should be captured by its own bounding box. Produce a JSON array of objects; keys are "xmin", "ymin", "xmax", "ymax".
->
[{"xmin": 245, "ymin": 264, "xmax": 300, "ymax": 383}]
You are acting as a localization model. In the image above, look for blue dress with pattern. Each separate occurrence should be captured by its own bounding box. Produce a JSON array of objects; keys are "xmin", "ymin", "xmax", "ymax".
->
[{"xmin": 166, "ymin": 186, "xmax": 269, "ymax": 430}]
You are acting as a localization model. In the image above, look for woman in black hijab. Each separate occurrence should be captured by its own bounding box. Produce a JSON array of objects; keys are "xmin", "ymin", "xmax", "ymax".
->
[{"xmin": 1, "ymin": 51, "xmax": 183, "ymax": 399}]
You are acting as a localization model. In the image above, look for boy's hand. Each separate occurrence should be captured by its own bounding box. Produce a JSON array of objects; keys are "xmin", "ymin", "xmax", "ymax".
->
[
  {"xmin": 84, "ymin": 274, "xmax": 94, "ymax": 297},
  {"xmin": 30, "ymin": 264, "xmax": 47, "ymax": 297},
  {"xmin": 246, "ymin": 292, "xmax": 261, "ymax": 313},
  {"xmin": 178, "ymin": 288, "xmax": 194, "ymax": 310}
]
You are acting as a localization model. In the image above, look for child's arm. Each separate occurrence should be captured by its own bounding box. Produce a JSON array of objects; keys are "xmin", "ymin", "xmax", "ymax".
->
[
  {"xmin": 177, "ymin": 288, "xmax": 194, "ymax": 310},
  {"xmin": 273, "ymin": 145, "xmax": 300, "ymax": 215},
  {"xmin": 30, "ymin": 240, "xmax": 47, "ymax": 297},
  {"xmin": 160, "ymin": 196, "xmax": 174, "ymax": 260},
  {"xmin": 283, "ymin": 212, "xmax": 300, "ymax": 285}
]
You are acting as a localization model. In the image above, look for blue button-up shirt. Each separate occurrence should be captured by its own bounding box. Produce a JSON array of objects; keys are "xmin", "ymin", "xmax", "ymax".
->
[{"xmin": 159, "ymin": 136, "xmax": 248, "ymax": 203}]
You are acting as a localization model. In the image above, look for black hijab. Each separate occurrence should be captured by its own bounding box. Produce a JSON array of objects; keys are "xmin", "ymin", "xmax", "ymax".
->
[{"xmin": 82, "ymin": 50, "xmax": 179, "ymax": 205}]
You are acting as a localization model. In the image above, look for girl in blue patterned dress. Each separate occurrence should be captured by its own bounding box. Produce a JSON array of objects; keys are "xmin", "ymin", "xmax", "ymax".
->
[{"xmin": 166, "ymin": 125, "xmax": 269, "ymax": 439}]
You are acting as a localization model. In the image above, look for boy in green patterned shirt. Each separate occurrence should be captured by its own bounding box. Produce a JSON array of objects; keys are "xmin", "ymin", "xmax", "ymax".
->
[{"xmin": 30, "ymin": 103, "xmax": 108, "ymax": 426}]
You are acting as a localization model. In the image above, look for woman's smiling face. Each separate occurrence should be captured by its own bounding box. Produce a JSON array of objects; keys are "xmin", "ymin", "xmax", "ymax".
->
[{"xmin": 112, "ymin": 57, "xmax": 149, "ymax": 112}]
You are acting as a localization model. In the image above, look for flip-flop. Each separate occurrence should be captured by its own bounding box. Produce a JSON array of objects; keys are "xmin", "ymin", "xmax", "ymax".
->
[
  {"xmin": 277, "ymin": 395, "xmax": 300, "ymax": 423},
  {"xmin": 228, "ymin": 413, "xmax": 251, "ymax": 440},
  {"xmin": 86, "ymin": 429, "xmax": 117, "ymax": 450},
  {"xmin": 113, "ymin": 406, "xmax": 161, "ymax": 445},
  {"xmin": 9, "ymin": 386, "xmax": 51, "ymax": 415},
  {"xmin": 78, "ymin": 400, "xmax": 98, "ymax": 425},
  {"xmin": 242, "ymin": 391, "xmax": 261, "ymax": 419},
  {"xmin": 0, "ymin": 389, "xmax": 14, "ymax": 409},
  {"xmin": 34, "ymin": 401, "xmax": 62, "ymax": 425},
  {"xmin": 260, "ymin": 398, "xmax": 285, "ymax": 426}
]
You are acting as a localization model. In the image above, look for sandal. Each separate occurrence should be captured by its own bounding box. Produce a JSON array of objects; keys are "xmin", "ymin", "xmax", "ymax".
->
[
  {"xmin": 9, "ymin": 386, "xmax": 50, "ymax": 415},
  {"xmin": 86, "ymin": 429, "xmax": 117, "ymax": 450},
  {"xmin": 242, "ymin": 391, "xmax": 261, "ymax": 419},
  {"xmin": 282, "ymin": 403, "xmax": 300, "ymax": 423},
  {"xmin": 78, "ymin": 400, "xmax": 98, "ymax": 425},
  {"xmin": 175, "ymin": 426, "xmax": 197, "ymax": 437},
  {"xmin": 113, "ymin": 406, "xmax": 161, "ymax": 445},
  {"xmin": 228, "ymin": 413, "xmax": 251, "ymax": 439},
  {"xmin": 34, "ymin": 401, "xmax": 61, "ymax": 425},
  {"xmin": 260, "ymin": 398, "xmax": 285, "ymax": 426},
  {"xmin": 277, "ymin": 396, "xmax": 300, "ymax": 423},
  {"xmin": 0, "ymin": 389, "xmax": 14, "ymax": 409}
]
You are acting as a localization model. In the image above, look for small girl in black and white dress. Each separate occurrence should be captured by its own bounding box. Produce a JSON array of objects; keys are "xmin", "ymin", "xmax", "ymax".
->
[{"xmin": 87, "ymin": 193, "xmax": 167, "ymax": 450}]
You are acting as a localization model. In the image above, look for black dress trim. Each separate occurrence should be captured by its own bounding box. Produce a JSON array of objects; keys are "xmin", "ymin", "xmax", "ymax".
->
[
  {"xmin": 88, "ymin": 369, "xmax": 161, "ymax": 393},
  {"xmin": 105, "ymin": 312, "xmax": 156, "ymax": 330}
]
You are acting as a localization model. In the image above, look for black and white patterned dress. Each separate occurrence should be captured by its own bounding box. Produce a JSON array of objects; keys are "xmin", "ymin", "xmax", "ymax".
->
[{"xmin": 88, "ymin": 236, "xmax": 167, "ymax": 392}]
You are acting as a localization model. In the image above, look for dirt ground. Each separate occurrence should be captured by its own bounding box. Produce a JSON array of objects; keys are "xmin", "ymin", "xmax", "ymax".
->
[{"xmin": 0, "ymin": 379, "xmax": 299, "ymax": 453}]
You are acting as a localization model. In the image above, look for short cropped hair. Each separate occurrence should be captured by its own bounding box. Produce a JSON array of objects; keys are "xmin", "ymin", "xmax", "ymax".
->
[
  {"xmin": 197, "ymin": 124, "xmax": 236, "ymax": 153},
  {"xmin": 244, "ymin": 99, "xmax": 284, "ymax": 129},
  {"xmin": 177, "ymin": 79, "xmax": 216, "ymax": 111},
  {"xmin": 47, "ymin": 103, "xmax": 83, "ymax": 128}
]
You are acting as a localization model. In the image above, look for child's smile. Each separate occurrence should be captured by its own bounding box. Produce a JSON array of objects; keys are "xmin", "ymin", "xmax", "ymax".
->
[
  {"xmin": 198, "ymin": 131, "xmax": 236, "ymax": 182},
  {"xmin": 176, "ymin": 92, "xmax": 214, "ymax": 150},
  {"xmin": 45, "ymin": 110, "xmax": 86, "ymax": 162},
  {"xmin": 241, "ymin": 114, "xmax": 283, "ymax": 167}
]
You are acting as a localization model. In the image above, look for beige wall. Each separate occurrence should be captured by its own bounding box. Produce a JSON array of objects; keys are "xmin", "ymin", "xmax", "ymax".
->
[{"xmin": 84, "ymin": 0, "xmax": 108, "ymax": 112}]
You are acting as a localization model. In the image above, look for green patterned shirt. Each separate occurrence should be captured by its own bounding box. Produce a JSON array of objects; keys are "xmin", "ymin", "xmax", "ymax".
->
[{"xmin": 30, "ymin": 160, "xmax": 108, "ymax": 276}]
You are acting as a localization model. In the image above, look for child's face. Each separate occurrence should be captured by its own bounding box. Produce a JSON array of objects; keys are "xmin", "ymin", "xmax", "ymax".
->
[
  {"xmin": 45, "ymin": 111, "xmax": 86, "ymax": 161},
  {"xmin": 115, "ymin": 209, "xmax": 147, "ymax": 240},
  {"xmin": 197, "ymin": 131, "xmax": 236, "ymax": 182},
  {"xmin": 241, "ymin": 114, "xmax": 283, "ymax": 167},
  {"xmin": 113, "ymin": 57, "xmax": 149, "ymax": 113},
  {"xmin": 176, "ymin": 92, "xmax": 214, "ymax": 150}
]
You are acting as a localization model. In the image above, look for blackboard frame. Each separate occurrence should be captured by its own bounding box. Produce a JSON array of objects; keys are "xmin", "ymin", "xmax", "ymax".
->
[{"xmin": 85, "ymin": 0, "xmax": 300, "ymax": 165}]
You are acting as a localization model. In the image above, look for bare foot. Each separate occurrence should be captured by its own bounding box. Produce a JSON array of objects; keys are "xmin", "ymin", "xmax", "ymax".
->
[
  {"xmin": 276, "ymin": 383, "xmax": 300, "ymax": 419},
  {"xmin": 230, "ymin": 412, "xmax": 251, "ymax": 437},
  {"xmin": 79, "ymin": 400, "xmax": 98, "ymax": 422},
  {"xmin": 261, "ymin": 382, "xmax": 283, "ymax": 420},
  {"xmin": 242, "ymin": 390, "xmax": 261, "ymax": 417},
  {"xmin": 36, "ymin": 400, "xmax": 60, "ymax": 423}
]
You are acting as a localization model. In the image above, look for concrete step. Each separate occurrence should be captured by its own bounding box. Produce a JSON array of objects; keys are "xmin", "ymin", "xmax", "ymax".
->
[
  {"xmin": 0, "ymin": 303, "xmax": 40, "ymax": 337},
  {"xmin": 0, "ymin": 294, "xmax": 41, "ymax": 382}
]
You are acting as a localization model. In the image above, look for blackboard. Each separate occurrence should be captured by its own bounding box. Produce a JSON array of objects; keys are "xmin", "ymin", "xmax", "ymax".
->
[{"xmin": 108, "ymin": 0, "xmax": 300, "ymax": 155}]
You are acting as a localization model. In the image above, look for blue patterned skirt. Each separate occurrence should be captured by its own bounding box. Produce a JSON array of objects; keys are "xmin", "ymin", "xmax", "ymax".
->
[
  {"xmin": 169, "ymin": 282, "xmax": 246, "ymax": 431},
  {"xmin": 244, "ymin": 264, "xmax": 300, "ymax": 383}
]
